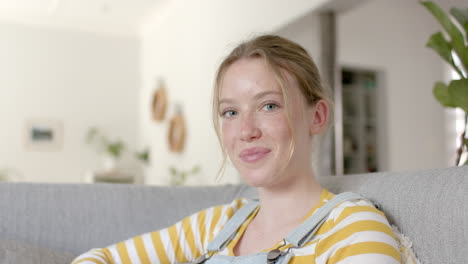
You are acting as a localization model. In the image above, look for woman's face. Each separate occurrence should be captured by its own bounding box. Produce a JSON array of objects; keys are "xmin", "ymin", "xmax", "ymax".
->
[{"xmin": 218, "ymin": 58, "xmax": 315, "ymax": 188}]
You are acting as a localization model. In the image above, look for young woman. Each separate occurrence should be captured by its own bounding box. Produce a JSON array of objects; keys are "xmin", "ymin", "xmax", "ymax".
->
[{"xmin": 72, "ymin": 35, "xmax": 401, "ymax": 264}]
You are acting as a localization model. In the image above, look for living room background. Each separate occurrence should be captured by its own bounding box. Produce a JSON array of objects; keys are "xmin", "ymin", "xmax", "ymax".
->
[
  {"xmin": 0, "ymin": 0, "xmax": 464, "ymax": 184},
  {"xmin": 0, "ymin": 21, "xmax": 140, "ymax": 183}
]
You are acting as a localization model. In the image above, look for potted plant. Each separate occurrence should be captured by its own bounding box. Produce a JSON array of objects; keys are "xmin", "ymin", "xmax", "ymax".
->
[
  {"xmin": 135, "ymin": 148, "xmax": 151, "ymax": 166},
  {"xmin": 421, "ymin": 1, "xmax": 468, "ymax": 165},
  {"xmin": 85, "ymin": 127, "xmax": 126, "ymax": 170},
  {"xmin": 169, "ymin": 165, "xmax": 201, "ymax": 186}
]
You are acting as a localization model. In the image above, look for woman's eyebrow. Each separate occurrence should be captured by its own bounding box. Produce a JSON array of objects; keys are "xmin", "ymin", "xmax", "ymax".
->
[{"xmin": 219, "ymin": 91, "xmax": 282, "ymax": 105}]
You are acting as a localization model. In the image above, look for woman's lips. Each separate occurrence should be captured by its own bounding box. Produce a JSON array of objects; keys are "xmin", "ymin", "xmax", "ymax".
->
[{"xmin": 239, "ymin": 147, "xmax": 271, "ymax": 163}]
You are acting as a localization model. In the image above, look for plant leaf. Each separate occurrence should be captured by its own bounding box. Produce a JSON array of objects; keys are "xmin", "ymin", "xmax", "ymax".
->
[
  {"xmin": 450, "ymin": 7, "xmax": 468, "ymax": 30},
  {"xmin": 85, "ymin": 127, "xmax": 99, "ymax": 143},
  {"xmin": 422, "ymin": 1, "xmax": 468, "ymax": 72},
  {"xmin": 422, "ymin": 1, "xmax": 464, "ymax": 45},
  {"xmin": 426, "ymin": 32, "xmax": 455, "ymax": 64},
  {"xmin": 135, "ymin": 149, "xmax": 150, "ymax": 163},
  {"xmin": 454, "ymin": 45, "xmax": 468, "ymax": 78},
  {"xmin": 448, "ymin": 79, "xmax": 468, "ymax": 111},
  {"xmin": 191, "ymin": 165, "xmax": 200, "ymax": 174},
  {"xmin": 434, "ymin": 82, "xmax": 457, "ymax": 107},
  {"xmin": 426, "ymin": 32, "xmax": 466, "ymax": 78}
]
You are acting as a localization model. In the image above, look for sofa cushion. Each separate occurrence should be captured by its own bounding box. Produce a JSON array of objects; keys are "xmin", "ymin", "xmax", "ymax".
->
[
  {"xmin": 0, "ymin": 239, "xmax": 74, "ymax": 264},
  {"xmin": 0, "ymin": 182, "xmax": 256, "ymax": 255}
]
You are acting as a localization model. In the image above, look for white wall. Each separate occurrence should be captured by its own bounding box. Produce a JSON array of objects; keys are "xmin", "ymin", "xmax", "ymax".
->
[
  {"xmin": 140, "ymin": 0, "xmax": 331, "ymax": 185},
  {"xmin": 214, "ymin": 0, "xmax": 464, "ymax": 175},
  {"xmin": 337, "ymin": 0, "xmax": 465, "ymax": 170},
  {"xmin": 275, "ymin": 13, "xmax": 323, "ymax": 80},
  {"xmin": 274, "ymin": 12, "xmax": 335, "ymax": 177},
  {"xmin": 2, "ymin": 0, "xmax": 460, "ymax": 183},
  {"xmin": 0, "ymin": 22, "xmax": 140, "ymax": 183}
]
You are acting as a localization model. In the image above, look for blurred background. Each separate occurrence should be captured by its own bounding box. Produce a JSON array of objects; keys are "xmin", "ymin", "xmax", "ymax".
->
[{"xmin": 0, "ymin": 0, "xmax": 465, "ymax": 185}]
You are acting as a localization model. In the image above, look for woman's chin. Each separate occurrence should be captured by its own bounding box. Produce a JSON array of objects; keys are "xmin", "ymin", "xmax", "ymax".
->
[{"xmin": 239, "ymin": 170, "xmax": 274, "ymax": 187}]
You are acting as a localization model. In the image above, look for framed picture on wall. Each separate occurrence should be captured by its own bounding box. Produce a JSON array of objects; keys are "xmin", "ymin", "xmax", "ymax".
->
[{"xmin": 24, "ymin": 119, "xmax": 64, "ymax": 151}]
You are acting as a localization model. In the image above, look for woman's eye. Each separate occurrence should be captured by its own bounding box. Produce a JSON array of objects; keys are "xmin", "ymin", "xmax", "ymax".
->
[
  {"xmin": 222, "ymin": 110, "xmax": 237, "ymax": 118},
  {"xmin": 263, "ymin": 103, "xmax": 278, "ymax": 111}
]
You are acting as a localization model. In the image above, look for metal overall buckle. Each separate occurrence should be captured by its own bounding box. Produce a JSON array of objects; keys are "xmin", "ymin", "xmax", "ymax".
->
[
  {"xmin": 266, "ymin": 240, "xmax": 293, "ymax": 264},
  {"xmin": 193, "ymin": 252, "xmax": 212, "ymax": 264}
]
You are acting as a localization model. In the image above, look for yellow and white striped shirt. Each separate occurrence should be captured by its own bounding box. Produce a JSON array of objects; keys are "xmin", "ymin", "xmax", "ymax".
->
[{"xmin": 71, "ymin": 189, "xmax": 401, "ymax": 264}]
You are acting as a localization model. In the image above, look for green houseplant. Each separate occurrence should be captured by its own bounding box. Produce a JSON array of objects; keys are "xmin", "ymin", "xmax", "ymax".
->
[
  {"xmin": 169, "ymin": 165, "xmax": 201, "ymax": 185},
  {"xmin": 85, "ymin": 127, "xmax": 126, "ymax": 170},
  {"xmin": 85, "ymin": 127, "xmax": 151, "ymax": 171},
  {"xmin": 421, "ymin": 1, "xmax": 468, "ymax": 165},
  {"xmin": 135, "ymin": 148, "xmax": 151, "ymax": 165}
]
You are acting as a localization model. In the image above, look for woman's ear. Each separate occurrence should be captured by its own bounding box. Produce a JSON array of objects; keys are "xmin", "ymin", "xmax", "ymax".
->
[{"xmin": 309, "ymin": 99, "xmax": 329, "ymax": 135}]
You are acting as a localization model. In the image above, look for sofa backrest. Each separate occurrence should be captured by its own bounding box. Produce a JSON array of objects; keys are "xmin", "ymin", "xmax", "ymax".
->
[
  {"xmin": 0, "ymin": 166, "xmax": 466, "ymax": 264},
  {"xmin": 318, "ymin": 166, "xmax": 466, "ymax": 264},
  {"xmin": 0, "ymin": 182, "xmax": 257, "ymax": 256}
]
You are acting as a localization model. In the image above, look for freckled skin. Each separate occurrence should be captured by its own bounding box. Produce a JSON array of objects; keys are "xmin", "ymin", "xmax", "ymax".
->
[
  {"xmin": 218, "ymin": 57, "xmax": 330, "ymax": 256},
  {"xmin": 219, "ymin": 58, "xmax": 314, "ymax": 189}
]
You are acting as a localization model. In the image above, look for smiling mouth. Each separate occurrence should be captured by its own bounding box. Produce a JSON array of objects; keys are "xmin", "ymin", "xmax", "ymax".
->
[{"xmin": 239, "ymin": 149, "xmax": 271, "ymax": 163}]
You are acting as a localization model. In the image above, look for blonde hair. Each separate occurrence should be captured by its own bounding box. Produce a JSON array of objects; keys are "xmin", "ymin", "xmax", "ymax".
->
[{"xmin": 212, "ymin": 34, "xmax": 333, "ymax": 180}]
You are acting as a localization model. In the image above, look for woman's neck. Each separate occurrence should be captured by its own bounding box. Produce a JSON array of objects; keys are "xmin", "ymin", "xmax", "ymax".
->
[{"xmin": 253, "ymin": 171, "xmax": 323, "ymax": 231}]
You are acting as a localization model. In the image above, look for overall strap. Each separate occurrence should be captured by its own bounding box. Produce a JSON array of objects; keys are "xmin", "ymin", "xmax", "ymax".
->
[
  {"xmin": 206, "ymin": 200, "xmax": 260, "ymax": 252},
  {"xmin": 285, "ymin": 192, "xmax": 366, "ymax": 247}
]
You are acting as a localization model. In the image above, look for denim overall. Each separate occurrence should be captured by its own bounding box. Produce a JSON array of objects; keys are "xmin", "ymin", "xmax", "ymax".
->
[{"xmin": 191, "ymin": 192, "xmax": 369, "ymax": 264}]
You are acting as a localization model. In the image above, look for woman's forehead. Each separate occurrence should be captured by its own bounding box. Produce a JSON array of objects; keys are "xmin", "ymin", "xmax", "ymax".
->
[
  {"xmin": 219, "ymin": 61, "xmax": 303, "ymax": 104},
  {"xmin": 219, "ymin": 59, "xmax": 285, "ymax": 97}
]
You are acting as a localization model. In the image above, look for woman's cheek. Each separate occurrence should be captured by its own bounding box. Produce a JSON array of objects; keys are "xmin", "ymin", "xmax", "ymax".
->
[
  {"xmin": 266, "ymin": 114, "xmax": 290, "ymax": 136},
  {"xmin": 221, "ymin": 121, "xmax": 236, "ymax": 151}
]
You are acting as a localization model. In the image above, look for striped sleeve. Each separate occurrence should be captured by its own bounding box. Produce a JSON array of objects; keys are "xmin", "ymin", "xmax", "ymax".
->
[
  {"xmin": 314, "ymin": 200, "xmax": 402, "ymax": 264},
  {"xmin": 70, "ymin": 198, "xmax": 247, "ymax": 264}
]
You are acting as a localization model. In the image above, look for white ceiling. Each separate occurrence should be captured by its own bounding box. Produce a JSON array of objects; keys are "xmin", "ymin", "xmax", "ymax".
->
[{"xmin": 0, "ymin": 0, "xmax": 164, "ymax": 36}]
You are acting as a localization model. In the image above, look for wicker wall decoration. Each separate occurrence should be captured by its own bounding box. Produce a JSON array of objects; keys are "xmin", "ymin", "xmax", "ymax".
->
[
  {"xmin": 168, "ymin": 112, "xmax": 186, "ymax": 153},
  {"xmin": 151, "ymin": 81, "xmax": 167, "ymax": 122}
]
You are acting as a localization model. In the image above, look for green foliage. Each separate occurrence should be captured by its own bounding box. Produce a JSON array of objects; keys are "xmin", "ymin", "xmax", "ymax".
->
[
  {"xmin": 106, "ymin": 142, "xmax": 125, "ymax": 158},
  {"xmin": 85, "ymin": 127, "xmax": 126, "ymax": 158},
  {"xmin": 450, "ymin": 7, "xmax": 468, "ymax": 35},
  {"xmin": 433, "ymin": 82, "xmax": 456, "ymax": 107},
  {"xmin": 449, "ymin": 79, "xmax": 468, "ymax": 112},
  {"xmin": 433, "ymin": 79, "xmax": 468, "ymax": 110},
  {"xmin": 422, "ymin": 1, "xmax": 468, "ymax": 165},
  {"xmin": 169, "ymin": 165, "xmax": 201, "ymax": 186},
  {"xmin": 422, "ymin": 2, "xmax": 468, "ymax": 73},
  {"xmin": 427, "ymin": 32, "xmax": 460, "ymax": 74},
  {"xmin": 135, "ymin": 148, "xmax": 151, "ymax": 165}
]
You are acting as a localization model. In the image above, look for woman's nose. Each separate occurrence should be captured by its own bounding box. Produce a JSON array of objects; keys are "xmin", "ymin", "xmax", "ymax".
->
[{"xmin": 240, "ymin": 113, "xmax": 261, "ymax": 142}]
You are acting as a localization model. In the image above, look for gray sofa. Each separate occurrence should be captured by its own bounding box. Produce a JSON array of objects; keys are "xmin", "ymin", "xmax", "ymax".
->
[{"xmin": 0, "ymin": 166, "xmax": 466, "ymax": 264}]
